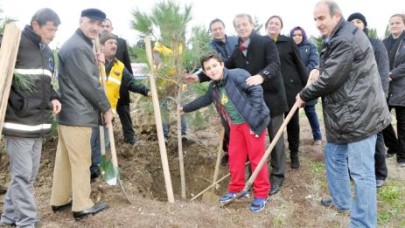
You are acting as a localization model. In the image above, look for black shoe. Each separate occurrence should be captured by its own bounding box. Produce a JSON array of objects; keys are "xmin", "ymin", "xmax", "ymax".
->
[
  {"xmin": 376, "ymin": 180, "xmax": 385, "ymax": 188},
  {"xmin": 51, "ymin": 200, "xmax": 72, "ymax": 213},
  {"xmin": 91, "ymin": 171, "xmax": 100, "ymax": 182},
  {"xmin": 73, "ymin": 203, "xmax": 109, "ymax": 220},
  {"xmin": 291, "ymin": 156, "xmax": 300, "ymax": 169},
  {"xmin": 320, "ymin": 197, "xmax": 349, "ymax": 214},
  {"xmin": 270, "ymin": 184, "xmax": 280, "ymax": 195}
]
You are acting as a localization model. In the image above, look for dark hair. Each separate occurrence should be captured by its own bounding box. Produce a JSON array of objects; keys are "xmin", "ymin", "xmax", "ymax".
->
[
  {"xmin": 200, "ymin": 52, "xmax": 223, "ymax": 70},
  {"xmin": 99, "ymin": 32, "xmax": 117, "ymax": 44},
  {"xmin": 290, "ymin": 26, "xmax": 307, "ymax": 42},
  {"xmin": 389, "ymin": 13, "xmax": 405, "ymax": 24},
  {"xmin": 209, "ymin": 18, "xmax": 225, "ymax": 31},
  {"xmin": 31, "ymin": 8, "xmax": 61, "ymax": 27},
  {"xmin": 265, "ymin": 15, "xmax": 283, "ymax": 29}
]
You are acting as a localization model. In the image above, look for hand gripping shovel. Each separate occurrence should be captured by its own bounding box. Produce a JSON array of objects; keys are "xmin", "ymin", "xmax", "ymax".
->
[{"xmin": 221, "ymin": 103, "xmax": 300, "ymax": 206}]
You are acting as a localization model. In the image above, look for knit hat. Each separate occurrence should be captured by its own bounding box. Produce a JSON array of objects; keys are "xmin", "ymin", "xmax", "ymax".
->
[
  {"xmin": 99, "ymin": 32, "xmax": 117, "ymax": 44},
  {"xmin": 347, "ymin": 12, "xmax": 367, "ymax": 27}
]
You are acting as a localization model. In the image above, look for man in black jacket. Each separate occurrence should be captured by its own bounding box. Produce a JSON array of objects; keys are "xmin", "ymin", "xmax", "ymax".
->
[
  {"xmin": 1, "ymin": 8, "xmax": 61, "ymax": 227},
  {"xmin": 102, "ymin": 18, "xmax": 137, "ymax": 144},
  {"xmin": 297, "ymin": 1, "xmax": 390, "ymax": 227}
]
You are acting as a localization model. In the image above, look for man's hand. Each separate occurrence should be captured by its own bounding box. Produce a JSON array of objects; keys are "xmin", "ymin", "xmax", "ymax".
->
[
  {"xmin": 97, "ymin": 52, "xmax": 105, "ymax": 65},
  {"xmin": 295, "ymin": 93, "xmax": 306, "ymax": 108},
  {"xmin": 178, "ymin": 106, "xmax": 184, "ymax": 115},
  {"xmin": 389, "ymin": 72, "xmax": 392, "ymax": 81},
  {"xmin": 103, "ymin": 108, "xmax": 113, "ymax": 126},
  {"xmin": 308, "ymin": 69, "xmax": 320, "ymax": 85},
  {"xmin": 51, "ymin": 99, "xmax": 62, "ymax": 115},
  {"xmin": 183, "ymin": 73, "xmax": 199, "ymax": 84},
  {"xmin": 147, "ymin": 91, "xmax": 152, "ymax": 97},
  {"xmin": 246, "ymin": 74, "xmax": 264, "ymax": 86}
]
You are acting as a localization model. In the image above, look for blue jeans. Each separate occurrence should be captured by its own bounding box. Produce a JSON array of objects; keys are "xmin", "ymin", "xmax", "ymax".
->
[
  {"xmin": 304, "ymin": 104, "xmax": 322, "ymax": 141},
  {"xmin": 325, "ymin": 134, "xmax": 377, "ymax": 228},
  {"xmin": 160, "ymin": 98, "xmax": 188, "ymax": 138},
  {"xmin": 90, "ymin": 126, "xmax": 110, "ymax": 174}
]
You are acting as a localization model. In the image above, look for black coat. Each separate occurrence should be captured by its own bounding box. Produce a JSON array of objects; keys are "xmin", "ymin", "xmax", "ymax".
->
[
  {"xmin": 383, "ymin": 32, "xmax": 405, "ymax": 106},
  {"xmin": 3, "ymin": 25, "xmax": 59, "ymax": 138},
  {"xmin": 274, "ymin": 35, "xmax": 308, "ymax": 108},
  {"xmin": 200, "ymin": 32, "xmax": 288, "ymax": 117},
  {"xmin": 115, "ymin": 36, "xmax": 133, "ymax": 106},
  {"xmin": 300, "ymin": 20, "xmax": 390, "ymax": 144}
]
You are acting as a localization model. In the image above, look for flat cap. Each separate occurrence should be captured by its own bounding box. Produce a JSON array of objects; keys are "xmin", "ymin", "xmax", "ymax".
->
[{"xmin": 81, "ymin": 8, "xmax": 106, "ymax": 21}]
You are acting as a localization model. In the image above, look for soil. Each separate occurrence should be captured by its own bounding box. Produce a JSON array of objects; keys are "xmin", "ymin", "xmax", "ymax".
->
[{"xmin": 0, "ymin": 106, "xmax": 402, "ymax": 227}]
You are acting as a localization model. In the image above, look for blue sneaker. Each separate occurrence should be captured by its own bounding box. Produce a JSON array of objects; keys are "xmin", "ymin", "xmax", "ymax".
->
[
  {"xmin": 219, "ymin": 192, "xmax": 250, "ymax": 204},
  {"xmin": 249, "ymin": 197, "xmax": 268, "ymax": 213}
]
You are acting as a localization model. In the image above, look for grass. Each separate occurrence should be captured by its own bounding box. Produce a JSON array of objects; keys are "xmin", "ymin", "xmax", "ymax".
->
[{"xmin": 377, "ymin": 183, "xmax": 405, "ymax": 226}]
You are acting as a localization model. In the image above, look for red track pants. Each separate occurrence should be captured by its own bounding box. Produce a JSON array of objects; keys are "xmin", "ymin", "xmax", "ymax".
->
[{"xmin": 228, "ymin": 123, "xmax": 270, "ymax": 198}]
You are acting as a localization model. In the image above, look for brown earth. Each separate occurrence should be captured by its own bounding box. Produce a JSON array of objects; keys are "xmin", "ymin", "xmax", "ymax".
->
[{"xmin": 0, "ymin": 105, "xmax": 403, "ymax": 227}]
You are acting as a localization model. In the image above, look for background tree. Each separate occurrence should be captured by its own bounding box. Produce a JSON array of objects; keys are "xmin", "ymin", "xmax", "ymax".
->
[{"xmin": 131, "ymin": 0, "xmax": 212, "ymax": 129}]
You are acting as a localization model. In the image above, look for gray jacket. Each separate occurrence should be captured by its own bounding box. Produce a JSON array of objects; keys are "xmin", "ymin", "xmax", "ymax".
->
[
  {"xmin": 57, "ymin": 29, "xmax": 110, "ymax": 127},
  {"xmin": 300, "ymin": 20, "xmax": 390, "ymax": 144}
]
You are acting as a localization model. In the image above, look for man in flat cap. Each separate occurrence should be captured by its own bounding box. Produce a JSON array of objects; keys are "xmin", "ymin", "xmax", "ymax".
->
[{"xmin": 50, "ymin": 8, "xmax": 112, "ymax": 220}]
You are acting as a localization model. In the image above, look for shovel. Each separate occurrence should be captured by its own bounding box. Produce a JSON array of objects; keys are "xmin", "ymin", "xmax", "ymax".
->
[
  {"xmin": 94, "ymin": 36, "xmax": 131, "ymax": 204},
  {"xmin": 97, "ymin": 120, "xmax": 132, "ymax": 204},
  {"xmin": 201, "ymin": 128, "xmax": 224, "ymax": 204}
]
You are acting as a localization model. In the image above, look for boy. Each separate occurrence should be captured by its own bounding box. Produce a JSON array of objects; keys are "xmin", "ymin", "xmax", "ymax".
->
[{"xmin": 180, "ymin": 52, "xmax": 271, "ymax": 212}]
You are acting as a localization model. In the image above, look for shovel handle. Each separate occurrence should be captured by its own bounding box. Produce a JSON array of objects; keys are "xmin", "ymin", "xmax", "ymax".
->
[{"xmin": 107, "ymin": 122, "xmax": 118, "ymax": 168}]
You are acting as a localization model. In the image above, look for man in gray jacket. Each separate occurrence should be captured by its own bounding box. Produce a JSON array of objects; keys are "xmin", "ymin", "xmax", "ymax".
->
[
  {"xmin": 296, "ymin": 1, "xmax": 390, "ymax": 227},
  {"xmin": 50, "ymin": 8, "xmax": 113, "ymax": 220}
]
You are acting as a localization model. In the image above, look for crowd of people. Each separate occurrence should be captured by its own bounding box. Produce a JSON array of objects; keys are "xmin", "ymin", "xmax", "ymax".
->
[{"xmin": 1, "ymin": 0, "xmax": 404, "ymax": 226}]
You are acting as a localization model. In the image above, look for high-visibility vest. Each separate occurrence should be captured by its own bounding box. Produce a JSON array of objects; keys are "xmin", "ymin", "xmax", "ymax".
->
[{"xmin": 104, "ymin": 60, "xmax": 125, "ymax": 113}]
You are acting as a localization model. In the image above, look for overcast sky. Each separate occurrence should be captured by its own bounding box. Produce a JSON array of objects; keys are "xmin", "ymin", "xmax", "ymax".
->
[{"xmin": 2, "ymin": 0, "xmax": 405, "ymax": 49}]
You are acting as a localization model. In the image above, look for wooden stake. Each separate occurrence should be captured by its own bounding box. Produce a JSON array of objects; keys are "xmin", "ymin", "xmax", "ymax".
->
[
  {"xmin": 144, "ymin": 36, "xmax": 175, "ymax": 203},
  {"xmin": 0, "ymin": 24, "xmax": 21, "ymax": 138}
]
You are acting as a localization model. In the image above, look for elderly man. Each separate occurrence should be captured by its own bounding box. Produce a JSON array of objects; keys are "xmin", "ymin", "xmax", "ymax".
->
[
  {"xmin": 296, "ymin": 1, "xmax": 390, "ymax": 227},
  {"xmin": 50, "ymin": 8, "xmax": 113, "ymax": 220}
]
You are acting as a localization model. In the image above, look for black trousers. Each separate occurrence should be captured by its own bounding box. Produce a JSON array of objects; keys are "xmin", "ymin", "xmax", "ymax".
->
[
  {"xmin": 383, "ymin": 106, "xmax": 405, "ymax": 163},
  {"xmin": 285, "ymin": 109, "xmax": 300, "ymax": 156},
  {"xmin": 375, "ymin": 131, "xmax": 388, "ymax": 180},
  {"xmin": 267, "ymin": 114, "xmax": 286, "ymax": 186},
  {"xmin": 117, "ymin": 103, "xmax": 135, "ymax": 143}
]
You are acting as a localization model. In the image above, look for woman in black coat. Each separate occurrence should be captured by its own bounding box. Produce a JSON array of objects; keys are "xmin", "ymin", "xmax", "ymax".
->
[{"xmin": 265, "ymin": 15, "xmax": 308, "ymax": 169}]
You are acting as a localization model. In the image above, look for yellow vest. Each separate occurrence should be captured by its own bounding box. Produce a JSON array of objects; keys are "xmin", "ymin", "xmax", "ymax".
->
[{"xmin": 104, "ymin": 60, "xmax": 125, "ymax": 113}]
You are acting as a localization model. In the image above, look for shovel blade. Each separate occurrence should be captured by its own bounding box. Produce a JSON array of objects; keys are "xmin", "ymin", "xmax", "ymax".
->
[{"xmin": 99, "ymin": 156, "xmax": 118, "ymax": 186}]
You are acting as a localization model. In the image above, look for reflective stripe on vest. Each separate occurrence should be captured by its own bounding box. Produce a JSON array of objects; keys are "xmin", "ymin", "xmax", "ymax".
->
[{"xmin": 106, "ymin": 61, "xmax": 125, "ymax": 112}]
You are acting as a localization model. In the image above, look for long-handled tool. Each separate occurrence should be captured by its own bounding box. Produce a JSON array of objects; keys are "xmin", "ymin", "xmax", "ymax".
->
[
  {"xmin": 201, "ymin": 127, "xmax": 224, "ymax": 203},
  {"xmin": 94, "ymin": 36, "xmax": 131, "ymax": 204},
  {"xmin": 221, "ymin": 103, "xmax": 300, "ymax": 206}
]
